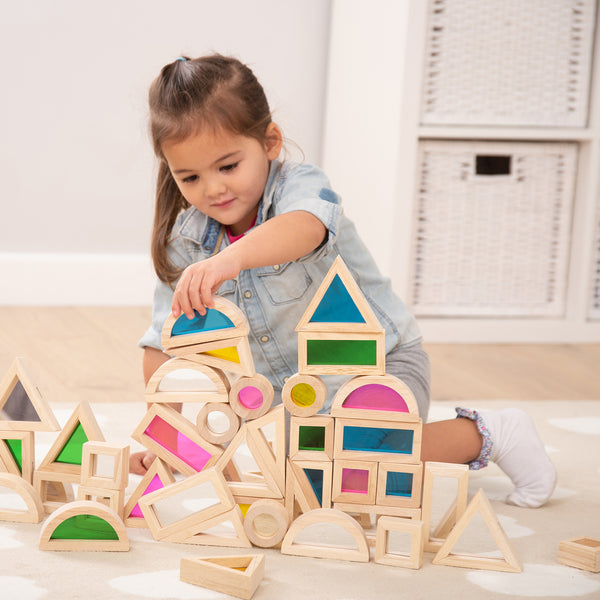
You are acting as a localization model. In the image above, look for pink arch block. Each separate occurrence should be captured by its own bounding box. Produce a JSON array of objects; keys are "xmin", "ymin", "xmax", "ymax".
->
[{"xmin": 342, "ymin": 384, "xmax": 409, "ymax": 413}]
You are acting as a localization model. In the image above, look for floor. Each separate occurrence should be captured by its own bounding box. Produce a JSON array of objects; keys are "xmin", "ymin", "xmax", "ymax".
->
[{"xmin": 0, "ymin": 306, "xmax": 599, "ymax": 405}]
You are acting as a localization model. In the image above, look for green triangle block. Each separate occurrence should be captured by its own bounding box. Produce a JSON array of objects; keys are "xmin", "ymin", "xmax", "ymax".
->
[
  {"xmin": 50, "ymin": 514, "xmax": 118, "ymax": 540},
  {"xmin": 5, "ymin": 439, "xmax": 23, "ymax": 472},
  {"xmin": 55, "ymin": 422, "xmax": 88, "ymax": 465}
]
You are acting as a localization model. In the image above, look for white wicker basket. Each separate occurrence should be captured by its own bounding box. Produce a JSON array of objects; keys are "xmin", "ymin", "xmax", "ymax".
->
[
  {"xmin": 421, "ymin": 0, "xmax": 597, "ymax": 127},
  {"xmin": 410, "ymin": 140, "xmax": 577, "ymax": 317}
]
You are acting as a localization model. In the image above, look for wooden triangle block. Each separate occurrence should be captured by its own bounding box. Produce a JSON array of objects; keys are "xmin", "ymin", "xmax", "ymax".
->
[
  {"xmin": 123, "ymin": 457, "xmax": 176, "ymax": 528},
  {"xmin": 144, "ymin": 357, "xmax": 230, "ymax": 403},
  {"xmin": 0, "ymin": 430, "xmax": 35, "ymax": 483},
  {"xmin": 285, "ymin": 459, "xmax": 332, "ymax": 521},
  {"xmin": 295, "ymin": 256, "xmax": 383, "ymax": 334},
  {"xmin": 181, "ymin": 337, "xmax": 255, "ymax": 377},
  {"xmin": 0, "ymin": 357, "xmax": 60, "ymax": 432},
  {"xmin": 37, "ymin": 402, "xmax": 104, "ymax": 483},
  {"xmin": 0, "ymin": 472, "xmax": 44, "ymax": 523},
  {"xmin": 167, "ymin": 505, "xmax": 252, "ymax": 548},
  {"xmin": 216, "ymin": 419, "xmax": 284, "ymax": 499},
  {"xmin": 162, "ymin": 296, "xmax": 249, "ymax": 352},
  {"xmin": 180, "ymin": 553, "xmax": 265, "ymax": 600},
  {"xmin": 432, "ymin": 488, "xmax": 523, "ymax": 572},
  {"xmin": 39, "ymin": 500, "xmax": 129, "ymax": 552}
]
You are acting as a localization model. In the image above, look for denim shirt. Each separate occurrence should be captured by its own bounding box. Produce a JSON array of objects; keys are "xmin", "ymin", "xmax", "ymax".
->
[{"xmin": 139, "ymin": 160, "xmax": 422, "ymax": 394}]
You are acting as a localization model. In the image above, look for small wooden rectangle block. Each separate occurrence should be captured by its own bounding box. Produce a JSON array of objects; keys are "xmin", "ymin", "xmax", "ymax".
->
[
  {"xmin": 375, "ymin": 516, "xmax": 427, "ymax": 569},
  {"xmin": 332, "ymin": 459, "xmax": 377, "ymax": 505},
  {"xmin": 377, "ymin": 462, "xmax": 423, "ymax": 508},
  {"xmin": 333, "ymin": 501, "xmax": 421, "ymax": 520},
  {"xmin": 81, "ymin": 441, "xmax": 129, "ymax": 490},
  {"xmin": 77, "ymin": 486, "xmax": 125, "ymax": 519},
  {"xmin": 180, "ymin": 554, "xmax": 264, "ymax": 600},
  {"xmin": 289, "ymin": 416, "xmax": 334, "ymax": 461},
  {"xmin": 558, "ymin": 537, "xmax": 600, "ymax": 572}
]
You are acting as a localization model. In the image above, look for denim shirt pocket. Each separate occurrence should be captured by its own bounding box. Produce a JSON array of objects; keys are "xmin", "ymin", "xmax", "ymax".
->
[
  {"xmin": 217, "ymin": 278, "xmax": 237, "ymax": 298},
  {"xmin": 256, "ymin": 262, "xmax": 313, "ymax": 305}
]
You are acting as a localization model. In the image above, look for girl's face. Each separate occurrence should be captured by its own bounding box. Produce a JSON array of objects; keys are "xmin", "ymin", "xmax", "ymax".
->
[{"xmin": 163, "ymin": 123, "xmax": 281, "ymax": 235}]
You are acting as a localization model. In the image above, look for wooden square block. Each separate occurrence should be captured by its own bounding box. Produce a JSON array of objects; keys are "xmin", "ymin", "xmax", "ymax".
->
[
  {"xmin": 376, "ymin": 462, "xmax": 423, "ymax": 508},
  {"xmin": 558, "ymin": 537, "xmax": 600, "ymax": 572},
  {"xmin": 332, "ymin": 459, "xmax": 377, "ymax": 505},
  {"xmin": 289, "ymin": 416, "xmax": 334, "ymax": 461},
  {"xmin": 81, "ymin": 441, "xmax": 129, "ymax": 490},
  {"xmin": 77, "ymin": 486, "xmax": 125, "ymax": 519},
  {"xmin": 375, "ymin": 516, "xmax": 426, "ymax": 569}
]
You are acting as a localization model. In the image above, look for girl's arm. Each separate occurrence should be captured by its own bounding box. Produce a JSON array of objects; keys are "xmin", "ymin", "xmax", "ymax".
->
[{"xmin": 172, "ymin": 210, "xmax": 326, "ymax": 318}]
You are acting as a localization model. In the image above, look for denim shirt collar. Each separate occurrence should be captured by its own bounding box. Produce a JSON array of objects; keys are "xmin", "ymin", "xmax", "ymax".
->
[{"xmin": 177, "ymin": 160, "xmax": 284, "ymax": 253}]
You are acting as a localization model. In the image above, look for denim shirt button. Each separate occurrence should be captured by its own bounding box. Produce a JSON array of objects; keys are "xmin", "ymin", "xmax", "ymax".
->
[
  {"xmin": 203, "ymin": 246, "xmax": 212, "ymax": 252},
  {"xmin": 273, "ymin": 264, "xmax": 280, "ymax": 271},
  {"xmin": 244, "ymin": 291, "xmax": 252, "ymax": 299},
  {"xmin": 260, "ymin": 335, "xmax": 269, "ymax": 343}
]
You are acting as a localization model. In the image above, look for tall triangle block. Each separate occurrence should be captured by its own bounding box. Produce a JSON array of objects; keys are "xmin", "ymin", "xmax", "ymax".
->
[
  {"xmin": 36, "ymin": 402, "xmax": 105, "ymax": 483},
  {"xmin": 295, "ymin": 257, "xmax": 385, "ymax": 376},
  {"xmin": 0, "ymin": 357, "xmax": 59, "ymax": 432},
  {"xmin": 0, "ymin": 430, "xmax": 35, "ymax": 483},
  {"xmin": 161, "ymin": 296, "xmax": 249, "ymax": 353},
  {"xmin": 432, "ymin": 489, "xmax": 522, "ymax": 573}
]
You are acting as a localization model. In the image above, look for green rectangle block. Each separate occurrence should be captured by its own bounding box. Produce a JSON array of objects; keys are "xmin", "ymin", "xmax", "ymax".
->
[{"xmin": 306, "ymin": 339, "xmax": 377, "ymax": 366}]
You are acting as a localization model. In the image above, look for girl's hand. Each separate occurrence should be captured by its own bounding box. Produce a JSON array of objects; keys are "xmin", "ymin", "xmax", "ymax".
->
[{"xmin": 172, "ymin": 250, "xmax": 243, "ymax": 318}]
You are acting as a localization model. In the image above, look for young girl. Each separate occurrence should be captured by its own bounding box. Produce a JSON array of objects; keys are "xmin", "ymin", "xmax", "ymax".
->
[{"xmin": 134, "ymin": 54, "xmax": 556, "ymax": 509}]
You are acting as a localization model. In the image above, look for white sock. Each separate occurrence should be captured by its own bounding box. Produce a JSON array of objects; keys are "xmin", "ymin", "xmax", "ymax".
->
[{"xmin": 478, "ymin": 408, "xmax": 557, "ymax": 508}]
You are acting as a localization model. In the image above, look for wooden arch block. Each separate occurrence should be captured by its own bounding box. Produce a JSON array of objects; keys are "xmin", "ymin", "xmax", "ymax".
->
[
  {"xmin": 145, "ymin": 357, "xmax": 230, "ymax": 404},
  {"xmin": 281, "ymin": 508, "xmax": 370, "ymax": 563},
  {"xmin": 39, "ymin": 500, "xmax": 129, "ymax": 552},
  {"xmin": 0, "ymin": 472, "xmax": 44, "ymax": 523}
]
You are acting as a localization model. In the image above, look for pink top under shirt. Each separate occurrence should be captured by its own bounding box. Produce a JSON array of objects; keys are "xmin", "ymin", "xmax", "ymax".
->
[{"xmin": 226, "ymin": 214, "xmax": 257, "ymax": 244}]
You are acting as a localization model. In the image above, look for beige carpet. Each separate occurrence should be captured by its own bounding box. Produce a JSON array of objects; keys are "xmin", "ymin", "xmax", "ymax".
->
[{"xmin": 1, "ymin": 398, "xmax": 599, "ymax": 600}]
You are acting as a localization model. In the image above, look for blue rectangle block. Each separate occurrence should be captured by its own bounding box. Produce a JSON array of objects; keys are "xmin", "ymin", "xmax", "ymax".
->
[
  {"xmin": 342, "ymin": 426, "xmax": 414, "ymax": 454},
  {"xmin": 385, "ymin": 472, "xmax": 414, "ymax": 497}
]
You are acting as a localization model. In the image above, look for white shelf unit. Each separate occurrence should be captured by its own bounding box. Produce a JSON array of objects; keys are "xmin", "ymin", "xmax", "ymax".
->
[{"xmin": 323, "ymin": 0, "xmax": 600, "ymax": 343}]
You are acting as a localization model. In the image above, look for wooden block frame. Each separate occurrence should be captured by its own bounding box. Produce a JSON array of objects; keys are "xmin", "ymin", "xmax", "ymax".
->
[
  {"xmin": 374, "ymin": 516, "xmax": 426, "ymax": 569},
  {"xmin": 333, "ymin": 501, "xmax": 422, "ymax": 520},
  {"xmin": 138, "ymin": 467, "xmax": 235, "ymax": 541},
  {"xmin": 196, "ymin": 402, "xmax": 240, "ymax": 445},
  {"xmin": 558, "ymin": 537, "xmax": 600, "ymax": 572},
  {"xmin": 184, "ymin": 337, "xmax": 255, "ymax": 377},
  {"xmin": 243, "ymin": 498, "xmax": 290, "ymax": 548},
  {"xmin": 330, "ymin": 374, "xmax": 420, "ymax": 422},
  {"xmin": 0, "ymin": 430, "xmax": 35, "ymax": 483},
  {"xmin": 376, "ymin": 462, "xmax": 423, "ymax": 509},
  {"xmin": 81, "ymin": 441, "xmax": 129, "ymax": 491},
  {"xmin": 180, "ymin": 554, "xmax": 265, "ymax": 600},
  {"xmin": 289, "ymin": 415, "xmax": 334, "ymax": 461},
  {"xmin": 0, "ymin": 472, "xmax": 44, "ymax": 523},
  {"xmin": 131, "ymin": 403, "xmax": 223, "ymax": 477},
  {"xmin": 33, "ymin": 472, "xmax": 75, "ymax": 514},
  {"xmin": 286, "ymin": 459, "xmax": 333, "ymax": 521},
  {"xmin": 77, "ymin": 486, "xmax": 125, "ymax": 519},
  {"xmin": 334, "ymin": 417, "xmax": 422, "ymax": 464},
  {"xmin": 332, "ymin": 459, "xmax": 378, "ymax": 505},
  {"xmin": 298, "ymin": 330, "xmax": 386, "ymax": 376},
  {"xmin": 228, "ymin": 374, "xmax": 274, "ymax": 420},
  {"xmin": 145, "ymin": 357, "xmax": 230, "ymax": 404},
  {"xmin": 421, "ymin": 461, "xmax": 469, "ymax": 553},
  {"xmin": 39, "ymin": 500, "xmax": 129, "ymax": 552},
  {"xmin": 281, "ymin": 373, "xmax": 327, "ymax": 418}
]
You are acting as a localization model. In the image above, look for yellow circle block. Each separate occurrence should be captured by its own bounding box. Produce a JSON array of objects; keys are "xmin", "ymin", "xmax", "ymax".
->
[{"xmin": 291, "ymin": 383, "xmax": 316, "ymax": 407}]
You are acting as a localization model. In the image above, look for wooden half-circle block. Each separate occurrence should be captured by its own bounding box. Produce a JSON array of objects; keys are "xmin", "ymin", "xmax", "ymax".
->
[
  {"xmin": 39, "ymin": 500, "xmax": 129, "ymax": 551},
  {"xmin": 0, "ymin": 472, "xmax": 43, "ymax": 523},
  {"xmin": 197, "ymin": 403, "xmax": 240, "ymax": 445},
  {"xmin": 281, "ymin": 373, "xmax": 326, "ymax": 417},
  {"xmin": 330, "ymin": 374, "xmax": 420, "ymax": 422},
  {"xmin": 243, "ymin": 499, "xmax": 290, "ymax": 548},
  {"xmin": 145, "ymin": 357, "xmax": 230, "ymax": 403},
  {"xmin": 281, "ymin": 508, "xmax": 370, "ymax": 562},
  {"xmin": 229, "ymin": 374, "xmax": 273, "ymax": 420},
  {"xmin": 161, "ymin": 296, "xmax": 249, "ymax": 351}
]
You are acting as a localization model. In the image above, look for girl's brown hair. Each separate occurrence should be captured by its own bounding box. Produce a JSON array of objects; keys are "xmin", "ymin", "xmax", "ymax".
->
[{"xmin": 148, "ymin": 54, "xmax": 273, "ymax": 284}]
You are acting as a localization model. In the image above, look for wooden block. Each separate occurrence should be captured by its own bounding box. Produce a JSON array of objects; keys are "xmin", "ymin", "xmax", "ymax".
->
[
  {"xmin": 281, "ymin": 373, "xmax": 327, "ymax": 417},
  {"xmin": 0, "ymin": 472, "xmax": 43, "ymax": 523},
  {"xmin": 0, "ymin": 430, "xmax": 35, "ymax": 484},
  {"xmin": 334, "ymin": 417, "xmax": 422, "ymax": 464},
  {"xmin": 138, "ymin": 467, "xmax": 235, "ymax": 541},
  {"xmin": 375, "ymin": 516, "xmax": 426, "ymax": 569},
  {"xmin": 167, "ymin": 505, "xmax": 252, "ymax": 548},
  {"xmin": 295, "ymin": 255, "xmax": 384, "ymax": 334},
  {"xmin": 131, "ymin": 403, "xmax": 223, "ymax": 477},
  {"xmin": 145, "ymin": 357, "xmax": 230, "ymax": 404},
  {"xmin": 0, "ymin": 357, "xmax": 60, "ymax": 432},
  {"xmin": 333, "ymin": 501, "xmax": 422, "ymax": 520},
  {"xmin": 228, "ymin": 374, "xmax": 274, "ymax": 420},
  {"xmin": 432, "ymin": 489, "xmax": 522, "ymax": 573},
  {"xmin": 286, "ymin": 459, "xmax": 333, "ymax": 521},
  {"xmin": 184, "ymin": 336, "xmax": 255, "ymax": 376},
  {"xmin": 180, "ymin": 554, "xmax": 265, "ymax": 600},
  {"xmin": 123, "ymin": 457, "xmax": 176, "ymax": 528},
  {"xmin": 289, "ymin": 415, "xmax": 334, "ymax": 461},
  {"xmin": 376, "ymin": 462, "xmax": 423, "ymax": 508},
  {"xmin": 297, "ymin": 330, "xmax": 386, "ymax": 377},
  {"xmin": 332, "ymin": 459, "xmax": 378, "ymax": 505},
  {"xmin": 81, "ymin": 441, "xmax": 129, "ymax": 491},
  {"xmin": 281, "ymin": 508, "xmax": 370, "ymax": 563},
  {"xmin": 243, "ymin": 499, "xmax": 290, "ymax": 548},
  {"xmin": 77, "ymin": 486, "xmax": 125, "ymax": 519},
  {"xmin": 197, "ymin": 402, "xmax": 240, "ymax": 445},
  {"xmin": 39, "ymin": 500, "xmax": 129, "ymax": 552},
  {"xmin": 162, "ymin": 295, "xmax": 249, "ymax": 351},
  {"xmin": 421, "ymin": 461, "xmax": 469, "ymax": 553},
  {"xmin": 558, "ymin": 537, "xmax": 600, "ymax": 572},
  {"xmin": 33, "ymin": 473, "xmax": 75, "ymax": 514},
  {"xmin": 330, "ymin": 374, "xmax": 420, "ymax": 422}
]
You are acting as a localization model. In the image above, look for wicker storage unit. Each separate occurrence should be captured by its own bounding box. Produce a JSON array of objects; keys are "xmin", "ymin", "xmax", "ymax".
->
[
  {"xmin": 410, "ymin": 140, "xmax": 578, "ymax": 317},
  {"xmin": 590, "ymin": 208, "xmax": 600, "ymax": 320},
  {"xmin": 421, "ymin": 0, "xmax": 597, "ymax": 127}
]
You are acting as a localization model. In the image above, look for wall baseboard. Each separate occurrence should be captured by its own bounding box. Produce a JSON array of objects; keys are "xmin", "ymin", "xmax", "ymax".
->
[{"xmin": 0, "ymin": 253, "xmax": 156, "ymax": 306}]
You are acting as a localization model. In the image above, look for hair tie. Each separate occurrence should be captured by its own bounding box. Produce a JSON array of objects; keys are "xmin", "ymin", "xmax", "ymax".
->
[{"xmin": 175, "ymin": 56, "xmax": 188, "ymax": 62}]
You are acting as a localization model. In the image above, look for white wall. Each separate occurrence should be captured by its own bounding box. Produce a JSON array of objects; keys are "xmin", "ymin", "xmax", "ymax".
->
[{"xmin": 0, "ymin": 0, "xmax": 331, "ymax": 304}]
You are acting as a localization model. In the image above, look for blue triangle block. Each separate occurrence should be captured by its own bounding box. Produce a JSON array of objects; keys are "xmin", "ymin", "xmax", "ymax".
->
[
  {"xmin": 172, "ymin": 309, "xmax": 235, "ymax": 336},
  {"xmin": 304, "ymin": 468, "xmax": 324, "ymax": 505},
  {"xmin": 309, "ymin": 275, "xmax": 365, "ymax": 323}
]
